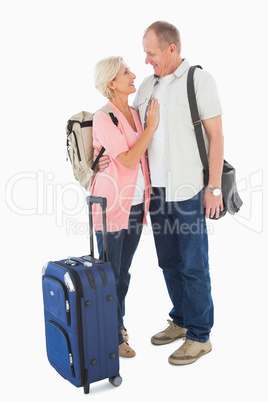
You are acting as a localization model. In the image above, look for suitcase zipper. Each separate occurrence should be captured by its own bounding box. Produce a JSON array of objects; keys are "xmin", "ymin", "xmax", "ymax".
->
[{"xmin": 52, "ymin": 262, "xmax": 84, "ymax": 297}]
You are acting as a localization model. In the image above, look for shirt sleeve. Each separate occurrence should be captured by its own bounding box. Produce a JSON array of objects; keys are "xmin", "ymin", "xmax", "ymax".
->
[
  {"xmin": 93, "ymin": 111, "xmax": 129, "ymax": 160},
  {"xmin": 195, "ymin": 70, "xmax": 223, "ymax": 121}
]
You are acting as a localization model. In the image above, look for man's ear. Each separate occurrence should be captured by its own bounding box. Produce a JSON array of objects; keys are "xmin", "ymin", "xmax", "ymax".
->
[{"xmin": 169, "ymin": 44, "xmax": 176, "ymax": 57}]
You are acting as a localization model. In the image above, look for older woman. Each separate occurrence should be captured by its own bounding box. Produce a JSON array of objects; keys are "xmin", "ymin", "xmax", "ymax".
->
[{"xmin": 91, "ymin": 56, "xmax": 159, "ymax": 357}]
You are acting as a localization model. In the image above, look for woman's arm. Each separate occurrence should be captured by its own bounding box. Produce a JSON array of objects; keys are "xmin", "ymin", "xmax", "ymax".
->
[{"xmin": 116, "ymin": 98, "xmax": 159, "ymax": 169}]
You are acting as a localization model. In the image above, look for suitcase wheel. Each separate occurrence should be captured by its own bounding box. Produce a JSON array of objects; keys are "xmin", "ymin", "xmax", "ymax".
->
[
  {"xmin": 83, "ymin": 375, "xmax": 122, "ymax": 394},
  {"xmin": 109, "ymin": 375, "xmax": 123, "ymax": 387}
]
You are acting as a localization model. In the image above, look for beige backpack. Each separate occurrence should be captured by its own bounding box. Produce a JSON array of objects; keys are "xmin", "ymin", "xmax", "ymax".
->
[{"xmin": 66, "ymin": 106, "xmax": 118, "ymax": 191}]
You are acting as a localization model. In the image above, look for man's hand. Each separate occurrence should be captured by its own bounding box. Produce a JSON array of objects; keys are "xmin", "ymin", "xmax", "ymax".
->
[
  {"xmin": 93, "ymin": 149, "xmax": 111, "ymax": 172},
  {"xmin": 203, "ymin": 189, "xmax": 224, "ymax": 219},
  {"xmin": 202, "ymin": 116, "xmax": 224, "ymax": 219}
]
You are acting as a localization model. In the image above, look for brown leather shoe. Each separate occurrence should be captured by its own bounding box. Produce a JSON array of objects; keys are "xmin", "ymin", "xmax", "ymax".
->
[{"xmin": 119, "ymin": 342, "xmax": 136, "ymax": 358}]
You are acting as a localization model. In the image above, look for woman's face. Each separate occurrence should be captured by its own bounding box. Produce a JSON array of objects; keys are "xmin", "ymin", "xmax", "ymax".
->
[{"xmin": 111, "ymin": 63, "xmax": 136, "ymax": 97}]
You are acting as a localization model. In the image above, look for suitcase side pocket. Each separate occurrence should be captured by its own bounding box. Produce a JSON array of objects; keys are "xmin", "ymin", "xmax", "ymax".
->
[
  {"xmin": 43, "ymin": 276, "xmax": 71, "ymax": 325},
  {"xmin": 45, "ymin": 321, "xmax": 75, "ymax": 377}
]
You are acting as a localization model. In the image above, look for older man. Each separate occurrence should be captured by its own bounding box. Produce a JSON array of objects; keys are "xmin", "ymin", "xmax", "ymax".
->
[
  {"xmin": 132, "ymin": 21, "xmax": 223, "ymax": 365},
  {"xmin": 98, "ymin": 21, "xmax": 223, "ymax": 365}
]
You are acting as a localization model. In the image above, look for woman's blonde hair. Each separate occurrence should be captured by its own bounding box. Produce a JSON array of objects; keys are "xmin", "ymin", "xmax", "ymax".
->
[{"xmin": 94, "ymin": 56, "xmax": 123, "ymax": 99}]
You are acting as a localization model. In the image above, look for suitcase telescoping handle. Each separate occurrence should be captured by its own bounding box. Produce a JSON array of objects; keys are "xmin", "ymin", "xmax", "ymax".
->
[{"xmin": 86, "ymin": 196, "xmax": 108, "ymax": 262}]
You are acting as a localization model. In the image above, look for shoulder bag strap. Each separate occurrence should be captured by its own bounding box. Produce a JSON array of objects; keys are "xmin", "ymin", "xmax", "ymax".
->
[{"xmin": 187, "ymin": 65, "xmax": 209, "ymax": 184}]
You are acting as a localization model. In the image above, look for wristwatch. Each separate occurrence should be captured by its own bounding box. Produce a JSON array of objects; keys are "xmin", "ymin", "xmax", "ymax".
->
[{"xmin": 206, "ymin": 186, "xmax": 222, "ymax": 196}]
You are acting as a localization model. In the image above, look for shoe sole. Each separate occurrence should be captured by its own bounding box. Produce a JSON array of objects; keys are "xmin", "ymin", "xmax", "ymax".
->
[
  {"xmin": 151, "ymin": 334, "xmax": 186, "ymax": 345},
  {"xmin": 168, "ymin": 347, "xmax": 212, "ymax": 365},
  {"xmin": 119, "ymin": 353, "xmax": 136, "ymax": 358}
]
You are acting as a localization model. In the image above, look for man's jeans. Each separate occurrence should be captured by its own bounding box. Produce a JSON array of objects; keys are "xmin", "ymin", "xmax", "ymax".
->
[
  {"xmin": 149, "ymin": 188, "xmax": 214, "ymax": 342},
  {"xmin": 95, "ymin": 203, "xmax": 143, "ymax": 345}
]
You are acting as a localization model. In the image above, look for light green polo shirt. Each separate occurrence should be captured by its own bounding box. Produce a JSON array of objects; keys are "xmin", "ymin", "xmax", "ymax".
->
[{"xmin": 133, "ymin": 59, "xmax": 223, "ymax": 202}]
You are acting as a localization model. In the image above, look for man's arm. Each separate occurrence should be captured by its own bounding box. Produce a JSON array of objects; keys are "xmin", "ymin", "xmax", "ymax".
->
[{"xmin": 202, "ymin": 115, "xmax": 224, "ymax": 219}]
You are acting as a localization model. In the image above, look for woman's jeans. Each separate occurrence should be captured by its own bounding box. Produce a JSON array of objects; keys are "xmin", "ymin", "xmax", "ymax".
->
[
  {"xmin": 149, "ymin": 188, "xmax": 214, "ymax": 343},
  {"xmin": 95, "ymin": 203, "xmax": 144, "ymax": 345}
]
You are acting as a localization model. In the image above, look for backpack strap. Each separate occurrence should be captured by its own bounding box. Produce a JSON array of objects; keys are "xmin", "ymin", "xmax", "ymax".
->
[
  {"xmin": 99, "ymin": 104, "xmax": 119, "ymax": 126},
  {"xmin": 91, "ymin": 147, "xmax": 106, "ymax": 171},
  {"xmin": 91, "ymin": 105, "xmax": 118, "ymax": 171}
]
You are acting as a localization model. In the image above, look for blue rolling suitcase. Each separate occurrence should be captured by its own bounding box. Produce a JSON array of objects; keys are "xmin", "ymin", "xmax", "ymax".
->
[{"xmin": 42, "ymin": 196, "xmax": 122, "ymax": 394}]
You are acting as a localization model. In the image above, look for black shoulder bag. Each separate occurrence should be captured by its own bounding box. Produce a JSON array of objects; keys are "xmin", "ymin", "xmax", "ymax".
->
[{"xmin": 187, "ymin": 65, "xmax": 243, "ymax": 219}]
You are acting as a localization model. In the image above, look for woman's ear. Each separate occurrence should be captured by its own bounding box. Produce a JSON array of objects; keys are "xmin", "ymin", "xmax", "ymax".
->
[{"xmin": 107, "ymin": 80, "xmax": 116, "ymax": 90}]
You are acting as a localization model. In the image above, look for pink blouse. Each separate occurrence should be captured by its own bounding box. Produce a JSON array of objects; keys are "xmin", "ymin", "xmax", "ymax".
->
[{"xmin": 91, "ymin": 101, "xmax": 151, "ymax": 232}]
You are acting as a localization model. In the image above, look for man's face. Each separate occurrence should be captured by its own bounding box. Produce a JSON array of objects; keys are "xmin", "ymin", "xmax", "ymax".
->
[{"xmin": 143, "ymin": 29, "xmax": 174, "ymax": 77}]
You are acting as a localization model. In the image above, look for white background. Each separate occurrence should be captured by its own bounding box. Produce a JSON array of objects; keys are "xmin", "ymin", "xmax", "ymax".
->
[{"xmin": 2, "ymin": 0, "xmax": 267, "ymax": 401}]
